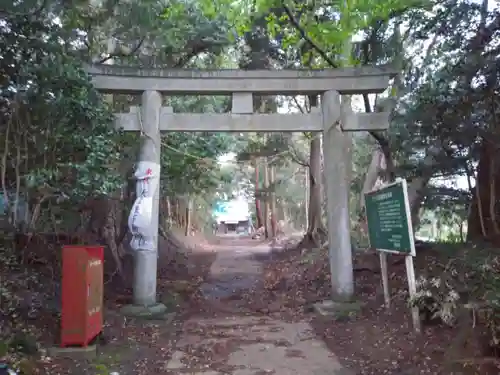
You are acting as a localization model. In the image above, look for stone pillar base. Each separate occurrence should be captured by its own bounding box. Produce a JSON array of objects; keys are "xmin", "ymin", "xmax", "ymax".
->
[
  {"xmin": 120, "ymin": 303, "xmax": 171, "ymax": 320},
  {"xmin": 47, "ymin": 344, "xmax": 97, "ymax": 359},
  {"xmin": 313, "ymin": 299, "xmax": 364, "ymax": 321}
]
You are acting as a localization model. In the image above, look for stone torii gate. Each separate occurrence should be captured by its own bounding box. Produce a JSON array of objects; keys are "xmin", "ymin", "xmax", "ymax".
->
[{"xmin": 87, "ymin": 64, "xmax": 395, "ymax": 316}]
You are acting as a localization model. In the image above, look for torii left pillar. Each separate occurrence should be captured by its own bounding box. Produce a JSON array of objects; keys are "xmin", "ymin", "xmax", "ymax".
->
[{"xmin": 121, "ymin": 90, "xmax": 167, "ymax": 317}]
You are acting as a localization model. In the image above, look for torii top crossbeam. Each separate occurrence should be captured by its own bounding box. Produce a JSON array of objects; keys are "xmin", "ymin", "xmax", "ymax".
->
[{"xmin": 86, "ymin": 64, "xmax": 397, "ymax": 95}]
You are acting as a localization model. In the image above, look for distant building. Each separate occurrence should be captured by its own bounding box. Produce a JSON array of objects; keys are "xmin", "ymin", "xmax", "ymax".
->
[{"xmin": 212, "ymin": 196, "xmax": 252, "ymax": 234}]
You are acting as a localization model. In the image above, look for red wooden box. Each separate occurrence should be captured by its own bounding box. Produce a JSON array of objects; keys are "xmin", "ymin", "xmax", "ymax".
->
[{"xmin": 61, "ymin": 246, "xmax": 104, "ymax": 347}]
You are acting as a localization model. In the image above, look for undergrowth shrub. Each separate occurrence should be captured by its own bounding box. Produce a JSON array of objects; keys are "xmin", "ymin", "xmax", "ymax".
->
[
  {"xmin": 410, "ymin": 275, "xmax": 460, "ymax": 325},
  {"xmin": 408, "ymin": 244, "xmax": 500, "ymax": 351}
]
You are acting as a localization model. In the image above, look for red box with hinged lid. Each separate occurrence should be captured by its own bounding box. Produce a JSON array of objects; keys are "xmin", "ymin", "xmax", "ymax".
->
[{"xmin": 61, "ymin": 246, "xmax": 104, "ymax": 347}]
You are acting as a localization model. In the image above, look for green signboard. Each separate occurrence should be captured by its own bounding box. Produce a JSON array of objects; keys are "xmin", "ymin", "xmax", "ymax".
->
[{"xmin": 364, "ymin": 179, "xmax": 415, "ymax": 256}]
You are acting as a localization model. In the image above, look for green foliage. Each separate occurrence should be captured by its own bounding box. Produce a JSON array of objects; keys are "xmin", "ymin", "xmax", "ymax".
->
[
  {"xmin": 250, "ymin": 0, "xmax": 431, "ymax": 68},
  {"xmin": 161, "ymin": 132, "xmax": 234, "ymax": 195},
  {"xmin": 387, "ymin": 0, "xmax": 500, "ymax": 228},
  {"xmin": 0, "ymin": 12, "xmax": 123, "ymax": 206},
  {"xmin": 159, "ymin": 91, "xmax": 236, "ymax": 198},
  {"xmin": 79, "ymin": 0, "xmax": 237, "ymax": 67},
  {"xmin": 1, "ymin": 0, "xmax": 249, "ymax": 235}
]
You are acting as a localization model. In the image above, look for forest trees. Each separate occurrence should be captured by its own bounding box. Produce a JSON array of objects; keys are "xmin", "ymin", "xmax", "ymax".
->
[
  {"xmin": 1, "ymin": 0, "xmax": 499, "ymax": 261},
  {"xmin": 0, "ymin": 0, "xmax": 239, "ymax": 279},
  {"xmin": 0, "ymin": 7, "xmax": 124, "ymax": 229},
  {"xmin": 234, "ymin": 0, "xmax": 430, "ymax": 243},
  {"xmin": 255, "ymin": 0, "xmax": 500, "ymax": 245},
  {"xmin": 391, "ymin": 0, "xmax": 500, "ymax": 241}
]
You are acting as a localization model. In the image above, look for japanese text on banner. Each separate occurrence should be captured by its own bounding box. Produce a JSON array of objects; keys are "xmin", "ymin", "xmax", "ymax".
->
[{"xmin": 128, "ymin": 161, "xmax": 160, "ymax": 252}]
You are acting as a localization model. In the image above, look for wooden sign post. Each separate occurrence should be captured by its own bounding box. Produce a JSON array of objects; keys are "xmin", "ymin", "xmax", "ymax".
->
[{"xmin": 364, "ymin": 178, "xmax": 421, "ymax": 333}]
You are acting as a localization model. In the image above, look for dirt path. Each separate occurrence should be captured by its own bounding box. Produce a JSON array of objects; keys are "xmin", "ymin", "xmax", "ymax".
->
[
  {"xmin": 35, "ymin": 236, "xmax": 350, "ymax": 375},
  {"xmin": 162, "ymin": 236, "xmax": 350, "ymax": 375}
]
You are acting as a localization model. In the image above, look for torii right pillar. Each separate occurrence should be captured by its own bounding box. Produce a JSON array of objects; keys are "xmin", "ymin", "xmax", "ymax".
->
[{"xmin": 320, "ymin": 90, "xmax": 390, "ymax": 311}]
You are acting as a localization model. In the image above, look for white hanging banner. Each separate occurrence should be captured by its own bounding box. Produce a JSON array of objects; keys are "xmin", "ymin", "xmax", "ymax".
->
[{"xmin": 128, "ymin": 161, "xmax": 160, "ymax": 252}]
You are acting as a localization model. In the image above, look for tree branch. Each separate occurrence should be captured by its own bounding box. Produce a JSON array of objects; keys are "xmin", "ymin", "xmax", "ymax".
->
[
  {"xmin": 174, "ymin": 38, "xmax": 230, "ymax": 68},
  {"xmin": 280, "ymin": 2, "xmax": 339, "ymax": 68},
  {"xmin": 458, "ymin": 12, "xmax": 500, "ymax": 83},
  {"xmin": 174, "ymin": 42, "xmax": 212, "ymax": 68},
  {"xmin": 288, "ymin": 142, "xmax": 309, "ymax": 167},
  {"xmin": 292, "ymin": 96, "xmax": 306, "ymax": 114},
  {"xmin": 98, "ymin": 37, "xmax": 146, "ymax": 64}
]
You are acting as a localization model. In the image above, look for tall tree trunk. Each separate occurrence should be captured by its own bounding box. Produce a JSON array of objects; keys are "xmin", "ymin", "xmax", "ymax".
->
[
  {"xmin": 254, "ymin": 158, "xmax": 263, "ymax": 228},
  {"xmin": 467, "ymin": 140, "xmax": 500, "ymax": 243},
  {"xmin": 178, "ymin": 198, "xmax": 185, "ymax": 228},
  {"xmin": 269, "ymin": 164, "xmax": 277, "ymax": 237},
  {"xmin": 306, "ymin": 136, "xmax": 324, "ymax": 242},
  {"xmin": 86, "ymin": 195, "xmax": 125, "ymax": 280},
  {"xmin": 165, "ymin": 196, "xmax": 171, "ymax": 227},
  {"xmin": 277, "ymin": 199, "xmax": 286, "ymax": 222},
  {"xmin": 406, "ymin": 176, "xmax": 430, "ymax": 231},
  {"xmin": 360, "ymin": 149, "xmax": 385, "ymax": 214},
  {"xmin": 304, "ymin": 165, "xmax": 309, "ymax": 228},
  {"xmin": 185, "ymin": 197, "xmax": 191, "ymax": 236},
  {"xmin": 263, "ymin": 152, "xmax": 270, "ymax": 239}
]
